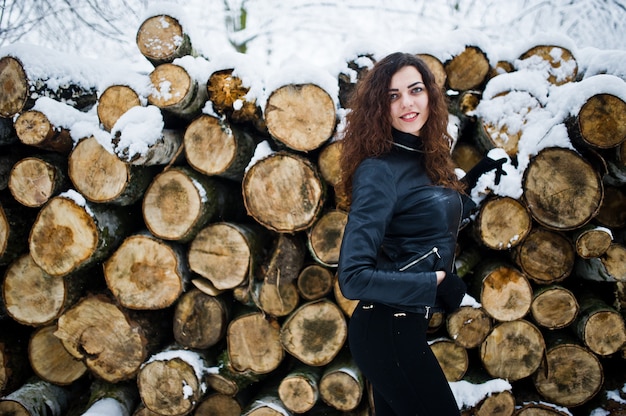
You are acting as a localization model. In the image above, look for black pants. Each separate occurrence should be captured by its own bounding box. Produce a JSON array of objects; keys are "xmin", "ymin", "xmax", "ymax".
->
[{"xmin": 348, "ymin": 302, "xmax": 460, "ymax": 416}]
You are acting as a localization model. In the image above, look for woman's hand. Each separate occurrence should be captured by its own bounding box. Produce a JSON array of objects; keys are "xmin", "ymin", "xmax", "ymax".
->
[{"xmin": 436, "ymin": 270, "xmax": 446, "ymax": 285}]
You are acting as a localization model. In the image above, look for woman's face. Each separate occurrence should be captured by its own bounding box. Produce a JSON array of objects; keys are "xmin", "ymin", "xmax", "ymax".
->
[{"xmin": 388, "ymin": 65, "xmax": 430, "ymax": 136}]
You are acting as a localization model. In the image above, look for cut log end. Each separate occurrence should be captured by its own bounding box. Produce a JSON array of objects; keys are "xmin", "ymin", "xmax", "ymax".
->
[
  {"xmin": 188, "ymin": 222, "xmax": 252, "ymax": 290},
  {"xmin": 243, "ymin": 152, "xmax": 325, "ymax": 233},
  {"xmin": 136, "ymin": 15, "xmax": 188, "ymax": 64},
  {"xmin": 69, "ymin": 137, "xmax": 129, "ymax": 203},
  {"xmin": 523, "ymin": 147, "xmax": 603, "ymax": 230},
  {"xmin": 148, "ymin": 63, "xmax": 192, "ymax": 108},
  {"xmin": 9, "ymin": 157, "xmax": 59, "ymax": 207},
  {"xmin": 97, "ymin": 85, "xmax": 142, "ymax": 132},
  {"xmin": 0, "ymin": 56, "xmax": 28, "ymax": 118},
  {"xmin": 265, "ymin": 84, "xmax": 336, "ymax": 152},
  {"xmin": 444, "ymin": 46, "xmax": 490, "ymax": 91},
  {"xmin": 142, "ymin": 168, "xmax": 202, "ymax": 240},
  {"xmin": 476, "ymin": 196, "xmax": 532, "ymax": 250},
  {"xmin": 29, "ymin": 196, "xmax": 98, "ymax": 277},
  {"xmin": 578, "ymin": 94, "xmax": 626, "ymax": 149},
  {"xmin": 533, "ymin": 344, "xmax": 603, "ymax": 407},
  {"xmin": 104, "ymin": 234, "xmax": 184, "ymax": 310}
]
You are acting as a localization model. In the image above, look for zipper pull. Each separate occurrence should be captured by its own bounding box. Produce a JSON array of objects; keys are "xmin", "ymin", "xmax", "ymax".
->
[
  {"xmin": 424, "ymin": 306, "xmax": 431, "ymax": 319},
  {"xmin": 434, "ymin": 247, "xmax": 441, "ymax": 258}
]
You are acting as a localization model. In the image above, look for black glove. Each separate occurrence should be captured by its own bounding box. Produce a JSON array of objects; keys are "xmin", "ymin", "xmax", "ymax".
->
[
  {"xmin": 463, "ymin": 156, "xmax": 507, "ymax": 189},
  {"xmin": 436, "ymin": 273, "xmax": 467, "ymax": 313}
]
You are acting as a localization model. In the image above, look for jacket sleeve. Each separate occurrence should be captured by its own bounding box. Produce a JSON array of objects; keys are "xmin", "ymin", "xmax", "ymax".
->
[{"xmin": 337, "ymin": 159, "xmax": 438, "ymax": 308}]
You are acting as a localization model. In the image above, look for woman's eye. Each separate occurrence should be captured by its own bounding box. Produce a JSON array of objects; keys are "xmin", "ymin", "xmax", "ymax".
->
[
  {"xmin": 389, "ymin": 93, "xmax": 398, "ymax": 101},
  {"xmin": 412, "ymin": 87, "xmax": 423, "ymax": 94}
]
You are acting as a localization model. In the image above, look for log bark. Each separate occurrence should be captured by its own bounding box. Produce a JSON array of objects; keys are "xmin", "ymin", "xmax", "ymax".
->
[
  {"xmin": 573, "ymin": 294, "xmax": 626, "ymax": 356},
  {"xmin": 473, "ymin": 196, "xmax": 532, "ymax": 250},
  {"xmin": 318, "ymin": 349, "xmax": 364, "ymax": 411},
  {"xmin": 446, "ymin": 306, "xmax": 493, "ymax": 349},
  {"xmin": 471, "ymin": 260, "xmax": 533, "ymax": 322},
  {"xmin": 183, "ymin": 114, "xmax": 256, "ymax": 181},
  {"xmin": 279, "ymin": 299, "xmax": 347, "ymax": 367},
  {"xmin": 188, "ymin": 222, "xmax": 269, "ymax": 290},
  {"xmin": 264, "ymin": 83, "xmax": 336, "ymax": 152},
  {"xmin": 29, "ymin": 191, "xmax": 134, "ymax": 277},
  {"xmin": 297, "ymin": 264, "xmax": 334, "ymax": 301},
  {"xmin": 227, "ymin": 309, "xmax": 284, "ymax": 374},
  {"xmin": 522, "ymin": 147, "xmax": 603, "ymax": 230},
  {"xmin": 9, "ymin": 153, "xmax": 69, "ymax": 207},
  {"xmin": 148, "ymin": 63, "xmax": 207, "ymax": 121},
  {"xmin": 136, "ymin": 15, "xmax": 195, "ymax": 66},
  {"xmin": 530, "ymin": 285, "xmax": 579, "ymax": 330},
  {"xmin": 444, "ymin": 46, "xmax": 491, "ymax": 92},
  {"xmin": 103, "ymin": 232, "xmax": 188, "ymax": 310},
  {"xmin": 97, "ymin": 85, "xmax": 143, "ymax": 132},
  {"xmin": 241, "ymin": 387, "xmax": 292, "ymax": 416},
  {"xmin": 0, "ymin": 377, "xmax": 73, "ymax": 416},
  {"xmin": 206, "ymin": 69, "xmax": 262, "ymax": 125},
  {"xmin": 480, "ymin": 319, "xmax": 545, "ymax": 381},
  {"xmin": 172, "ymin": 289, "xmax": 230, "ymax": 350},
  {"xmin": 307, "ymin": 209, "xmax": 347, "ymax": 267},
  {"xmin": 0, "ymin": 116, "xmax": 17, "ymax": 146},
  {"xmin": 81, "ymin": 380, "xmax": 138, "ymax": 416},
  {"xmin": 143, "ymin": 166, "xmax": 244, "ymax": 242},
  {"xmin": 0, "ymin": 321, "xmax": 32, "ymax": 396},
  {"xmin": 512, "ymin": 227, "xmax": 575, "ymax": 284},
  {"xmin": 0, "ymin": 195, "xmax": 37, "ymax": 266},
  {"xmin": 0, "ymin": 145, "xmax": 25, "ymax": 190},
  {"xmin": 69, "ymin": 136, "xmax": 156, "ymax": 205},
  {"xmin": 518, "ymin": 44, "xmax": 578, "ymax": 85},
  {"xmin": 337, "ymin": 53, "xmax": 374, "ymax": 109},
  {"xmin": 603, "ymin": 140, "xmax": 626, "ymax": 187},
  {"xmin": 242, "ymin": 151, "xmax": 326, "ymax": 232},
  {"xmin": 260, "ymin": 232, "xmax": 306, "ymax": 285},
  {"xmin": 533, "ymin": 332, "xmax": 604, "ymax": 407},
  {"xmin": 594, "ymin": 185, "xmax": 626, "ymax": 229},
  {"xmin": 27, "ymin": 324, "xmax": 87, "ymax": 386},
  {"xmin": 111, "ymin": 110, "xmax": 184, "ymax": 166},
  {"xmin": 3, "ymin": 254, "xmax": 87, "ymax": 326},
  {"xmin": 567, "ymin": 93, "xmax": 626, "ymax": 149},
  {"xmin": 430, "ymin": 338, "xmax": 468, "ymax": 382},
  {"xmin": 137, "ymin": 348, "xmax": 212, "ymax": 416},
  {"xmin": 54, "ymin": 294, "xmax": 150, "ymax": 383},
  {"xmin": 278, "ymin": 363, "xmax": 322, "ymax": 413},
  {"xmin": 0, "ymin": 55, "xmax": 97, "ymax": 118}
]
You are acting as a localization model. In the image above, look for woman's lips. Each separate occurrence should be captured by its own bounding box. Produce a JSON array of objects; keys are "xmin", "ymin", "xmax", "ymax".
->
[{"xmin": 401, "ymin": 112, "xmax": 418, "ymax": 121}]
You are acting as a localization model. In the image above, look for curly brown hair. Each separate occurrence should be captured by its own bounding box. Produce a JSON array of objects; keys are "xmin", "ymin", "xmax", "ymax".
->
[{"xmin": 339, "ymin": 52, "xmax": 464, "ymax": 203}]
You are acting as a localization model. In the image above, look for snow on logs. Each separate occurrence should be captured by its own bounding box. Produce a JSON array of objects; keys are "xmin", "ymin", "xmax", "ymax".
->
[{"xmin": 1, "ymin": 13, "xmax": 626, "ymax": 415}]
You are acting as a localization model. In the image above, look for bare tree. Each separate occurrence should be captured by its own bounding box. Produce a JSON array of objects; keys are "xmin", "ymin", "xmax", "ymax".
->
[{"xmin": 0, "ymin": 0, "xmax": 146, "ymax": 49}]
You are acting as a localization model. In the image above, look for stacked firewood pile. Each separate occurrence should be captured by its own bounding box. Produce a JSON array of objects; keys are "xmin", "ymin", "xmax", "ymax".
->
[{"xmin": 1, "ymin": 10, "xmax": 626, "ymax": 416}]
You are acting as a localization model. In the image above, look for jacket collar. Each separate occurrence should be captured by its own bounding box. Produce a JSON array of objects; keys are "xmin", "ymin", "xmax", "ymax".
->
[{"xmin": 391, "ymin": 128, "xmax": 424, "ymax": 153}]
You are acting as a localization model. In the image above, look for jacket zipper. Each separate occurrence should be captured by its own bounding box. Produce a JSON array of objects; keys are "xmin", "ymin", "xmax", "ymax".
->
[{"xmin": 398, "ymin": 247, "xmax": 440, "ymax": 272}]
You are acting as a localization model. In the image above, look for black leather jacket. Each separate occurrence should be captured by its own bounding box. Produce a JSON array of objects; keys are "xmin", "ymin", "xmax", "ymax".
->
[{"xmin": 337, "ymin": 129, "xmax": 473, "ymax": 315}]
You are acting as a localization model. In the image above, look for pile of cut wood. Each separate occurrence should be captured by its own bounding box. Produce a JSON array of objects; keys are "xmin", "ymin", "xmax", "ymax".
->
[{"xmin": 1, "ymin": 11, "xmax": 626, "ymax": 416}]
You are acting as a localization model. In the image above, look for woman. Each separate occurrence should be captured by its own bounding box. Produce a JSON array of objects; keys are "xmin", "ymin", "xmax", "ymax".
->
[{"xmin": 337, "ymin": 52, "xmax": 502, "ymax": 415}]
